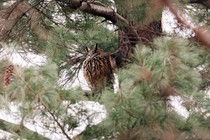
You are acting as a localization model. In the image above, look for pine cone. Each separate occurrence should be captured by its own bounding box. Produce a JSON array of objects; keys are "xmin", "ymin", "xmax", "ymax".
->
[{"xmin": 3, "ymin": 65, "xmax": 14, "ymax": 86}]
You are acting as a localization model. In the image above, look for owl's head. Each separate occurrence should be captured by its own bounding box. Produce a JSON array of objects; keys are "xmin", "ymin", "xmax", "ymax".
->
[{"xmin": 86, "ymin": 44, "xmax": 105, "ymax": 58}]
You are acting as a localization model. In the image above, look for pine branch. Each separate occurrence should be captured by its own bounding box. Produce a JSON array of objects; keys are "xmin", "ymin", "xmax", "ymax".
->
[
  {"xmin": 162, "ymin": 0, "xmax": 210, "ymax": 49},
  {"xmin": 55, "ymin": 0, "xmax": 141, "ymax": 68},
  {"xmin": 48, "ymin": 110, "xmax": 72, "ymax": 140},
  {"xmin": 0, "ymin": 118, "xmax": 49, "ymax": 140},
  {"xmin": 0, "ymin": 1, "xmax": 51, "ymax": 41},
  {"xmin": 64, "ymin": 0, "xmax": 128, "ymax": 25},
  {"xmin": 188, "ymin": 0, "xmax": 210, "ymax": 8}
]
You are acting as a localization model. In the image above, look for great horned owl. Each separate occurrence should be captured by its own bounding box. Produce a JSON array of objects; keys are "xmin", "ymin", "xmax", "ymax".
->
[{"xmin": 83, "ymin": 44, "xmax": 116, "ymax": 94}]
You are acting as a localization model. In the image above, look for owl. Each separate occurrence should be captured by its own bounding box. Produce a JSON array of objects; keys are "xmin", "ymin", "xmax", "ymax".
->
[{"xmin": 83, "ymin": 44, "xmax": 116, "ymax": 94}]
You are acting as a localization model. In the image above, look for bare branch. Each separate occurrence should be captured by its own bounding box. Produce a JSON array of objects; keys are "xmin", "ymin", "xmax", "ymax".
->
[
  {"xmin": 65, "ymin": 0, "xmax": 129, "ymax": 27},
  {"xmin": 162, "ymin": 0, "xmax": 210, "ymax": 49},
  {"xmin": 48, "ymin": 110, "xmax": 72, "ymax": 140}
]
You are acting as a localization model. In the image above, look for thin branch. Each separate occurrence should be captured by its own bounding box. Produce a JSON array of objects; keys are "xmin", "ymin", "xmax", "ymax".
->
[
  {"xmin": 29, "ymin": 3, "xmax": 61, "ymax": 26},
  {"xmin": 162, "ymin": 0, "xmax": 210, "ymax": 49},
  {"xmin": 47, "ymin": 110, "xmax": 72, "ymax": 140},
  {"xmin": 0, "ymin": 0, "xmax": 51, "ymax": 41}
]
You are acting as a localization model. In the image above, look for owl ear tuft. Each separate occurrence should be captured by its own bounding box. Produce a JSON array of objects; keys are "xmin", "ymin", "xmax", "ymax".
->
[
  {"xmin": 93, "ymin": 43, "xmax": 99, "ymax": 53},
  {"xmin": 86, "ymin": 47, "xmax": 90, "ymax": 52}
]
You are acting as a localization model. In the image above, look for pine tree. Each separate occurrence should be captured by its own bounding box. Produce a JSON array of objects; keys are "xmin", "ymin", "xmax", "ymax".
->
[{"xmin": 0, "ymin": 0, "xmax": 210, "ymax": 140}]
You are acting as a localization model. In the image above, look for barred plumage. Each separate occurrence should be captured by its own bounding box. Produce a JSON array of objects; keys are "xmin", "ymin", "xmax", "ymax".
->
[
  {"xmin": 3, "ymin": 65, "xmax": 14, "ymax": 86},
  {"xmin": 83, "ymin": 44, "xmax": 116, "ymax": 94}
]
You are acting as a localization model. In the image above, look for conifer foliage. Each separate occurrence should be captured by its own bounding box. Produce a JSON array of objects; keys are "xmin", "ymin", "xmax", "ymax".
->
[{"xmin": 0, "ymin": 0, "xmax": 210, "ymax": 140}]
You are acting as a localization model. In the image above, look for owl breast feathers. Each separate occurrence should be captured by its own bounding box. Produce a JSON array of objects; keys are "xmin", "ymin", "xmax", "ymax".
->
[{"xmin": 83, "ymin": 44, "xmax": 116, "ymax": 93}]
